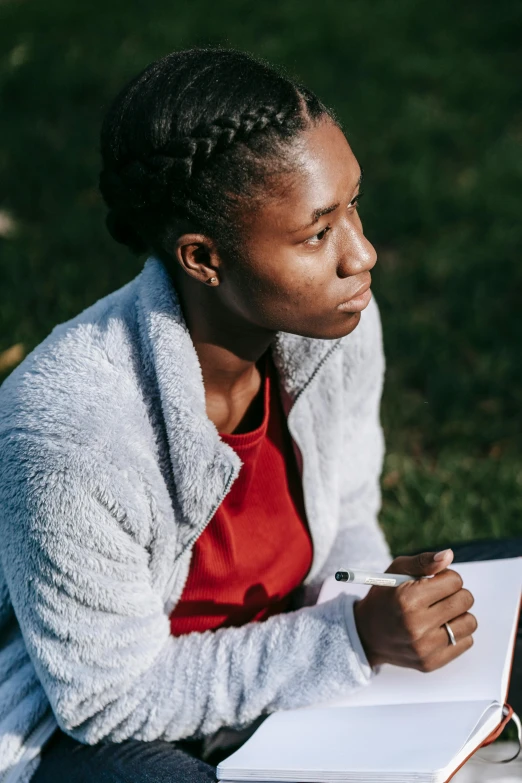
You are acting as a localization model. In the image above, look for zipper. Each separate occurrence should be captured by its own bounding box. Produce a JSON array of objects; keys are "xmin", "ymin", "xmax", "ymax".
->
[
  {"xmin": 163, "ymin": 466, "xmax": 237, "ymax": 610},
  {"xmin": 181, "ymin": 467, "xmax": 237, "ymax": 557},
  {"xmin": 284, "ymin": 340, "xmax": 343, "ymax": 584},
  {"xmin": 1, "ymin": 712, "xmax": 57, "ymax": 783},
  {"xmin": 278, "ymin": 339, "xmax": 343, "ymax": 460},
  {"xmin": 288, "ymin": 340, "xmax": 342, "ymax": 411},
  {"xmin": 283, "ymin": 340, "xmax": 342, "ymax": 446}
]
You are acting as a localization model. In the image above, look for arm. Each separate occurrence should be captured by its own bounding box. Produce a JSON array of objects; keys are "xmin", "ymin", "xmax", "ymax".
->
[{"xmin": 0, "ymin": 435, "xmax": 372, "ymax": 746}]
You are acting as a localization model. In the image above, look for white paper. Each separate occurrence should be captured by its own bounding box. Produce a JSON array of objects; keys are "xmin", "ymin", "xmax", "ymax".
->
[
  {"xmin": 318, "ymin": 558, "xmax": 521, "ymax": 707},
  {"xmin": 218, "ymin": 701, "xmax": 499, "ymax": 780}
]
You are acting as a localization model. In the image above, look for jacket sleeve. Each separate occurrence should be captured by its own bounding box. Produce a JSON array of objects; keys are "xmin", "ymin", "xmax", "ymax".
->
[{"xmin": 0, "ymin": 434, "xmax": 373, "ymax": 746}]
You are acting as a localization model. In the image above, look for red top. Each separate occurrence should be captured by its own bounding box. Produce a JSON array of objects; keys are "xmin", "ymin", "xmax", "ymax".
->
[{"xmin": 170, "ymin": 355, "xmax": 313, "ymax": 636}]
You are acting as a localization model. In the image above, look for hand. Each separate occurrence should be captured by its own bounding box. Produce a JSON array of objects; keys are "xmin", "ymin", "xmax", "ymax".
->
[{"xmin": 353, "ymin": 549, "xmax": 478, "ymax": 672}]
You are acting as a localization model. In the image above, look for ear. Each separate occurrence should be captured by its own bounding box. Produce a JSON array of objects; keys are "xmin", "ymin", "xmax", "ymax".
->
[{"xmin": 173, "ymin": 233, "xmax": 222, "ymax": 286}]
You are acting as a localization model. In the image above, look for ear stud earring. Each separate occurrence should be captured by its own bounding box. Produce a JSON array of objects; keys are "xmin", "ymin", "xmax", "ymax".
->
[{"xmin": 207, "ymin": 277, "xmax": 218, "ymax": 285}]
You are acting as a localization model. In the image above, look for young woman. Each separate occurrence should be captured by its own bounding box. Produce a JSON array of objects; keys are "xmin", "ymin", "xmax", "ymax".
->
[{"xmin": 0, "ymin": 48, "xmax": 517, "ymax": 783}]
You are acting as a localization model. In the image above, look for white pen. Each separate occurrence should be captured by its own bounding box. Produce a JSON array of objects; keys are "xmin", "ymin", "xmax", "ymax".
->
[{"xmin": 335, "ymin": 568, "xmax": 421, "ymax": 587}]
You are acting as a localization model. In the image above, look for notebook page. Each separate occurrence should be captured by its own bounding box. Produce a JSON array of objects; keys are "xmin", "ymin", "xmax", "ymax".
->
[
  {"xmin": 217, "ymin": 700, "xmax": 497, "ymax": 780},
  {"xmin": 317, "ymin": 558, "xmax": 521, "ymax": 707},
  {"xmin": 437, "ymin": 701, "xmax": 504, "ymax": 783}
]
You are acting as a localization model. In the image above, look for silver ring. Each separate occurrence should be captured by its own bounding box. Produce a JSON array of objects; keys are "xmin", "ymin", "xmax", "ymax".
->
[{"xmin": 444, "ymin": 622, "xmax": 457, "ymax": 646}]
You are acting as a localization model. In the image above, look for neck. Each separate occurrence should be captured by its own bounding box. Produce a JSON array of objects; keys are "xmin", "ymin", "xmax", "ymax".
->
[{"xmin": 170, "ymin": 270, "xmax": 275, "ymax": 429}]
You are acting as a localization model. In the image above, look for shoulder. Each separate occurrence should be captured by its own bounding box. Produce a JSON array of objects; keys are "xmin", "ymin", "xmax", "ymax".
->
[{"xmin": 0, "ymin": 270, "xmax": 150, "ymax": 464}]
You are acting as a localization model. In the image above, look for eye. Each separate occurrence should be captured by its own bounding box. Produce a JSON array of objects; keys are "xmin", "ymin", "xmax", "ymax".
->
[
  {"xmin": 349, "ymin": 191, "xmax": 364, "ymax": 209},
  {"xmin": 305, "ymin": 225, "xmax": 331, "ymax": 246}
]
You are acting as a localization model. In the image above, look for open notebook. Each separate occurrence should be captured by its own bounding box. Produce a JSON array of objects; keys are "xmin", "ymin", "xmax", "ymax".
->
[{"xmin": 217, "ymin": 557, "xmax": 521, "ymax": 783}]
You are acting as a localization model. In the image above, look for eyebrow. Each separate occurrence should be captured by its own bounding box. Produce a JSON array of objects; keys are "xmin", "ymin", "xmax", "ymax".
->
[{"xmin": 292, "ymin": 169, "xmax": 364, "ymax": 233}]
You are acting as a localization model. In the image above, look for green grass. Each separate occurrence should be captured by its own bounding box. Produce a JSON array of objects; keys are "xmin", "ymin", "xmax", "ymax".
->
[{"xmin": 1, "ymin": 0, "xmax": 521, "ymax": 553}]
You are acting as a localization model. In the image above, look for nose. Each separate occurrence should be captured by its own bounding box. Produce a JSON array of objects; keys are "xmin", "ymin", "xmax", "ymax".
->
[{"xmin": 336, "ymin": 217, "xmax": 377, "ymax": 278}]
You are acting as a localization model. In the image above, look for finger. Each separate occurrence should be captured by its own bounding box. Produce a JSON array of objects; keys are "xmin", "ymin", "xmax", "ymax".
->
[
  {"xmin": 415, "ymin": 634, "xmax": 474, "ymax": 673},
  {"xmin": 440, "ymin": 613, "xmax": 478, "ymax": 646},
  {"xmin": 429, "ymin": 588, "xmax": 475, "ymax": 627},
  {"xmin": 388, "ymin": 549, "xmax": 454, "ymax": 578},
  {"xmin": 395, "ymin": 568, "xmax": 464, "ymax": 611},
  {"xmin": 417, "ymin": 612, "xmax": 478, "ymax": 655}
]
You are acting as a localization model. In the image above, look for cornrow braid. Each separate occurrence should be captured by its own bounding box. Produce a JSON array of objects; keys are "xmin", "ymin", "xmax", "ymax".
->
[
  {"xmin": 101, "ymin": 106, "xmax": 294, "ymax": 211},
  {"xmin": 99, "ymin": 48, "xmax": 334, "ymax": 257},
  {"xmin": 161, "ymin": 107, "xmax": 292, "ymax": 178}
]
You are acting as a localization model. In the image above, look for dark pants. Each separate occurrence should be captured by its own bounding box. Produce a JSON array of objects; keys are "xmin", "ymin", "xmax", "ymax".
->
[{"xmin": 33, "ymin": 537, "xmax": 522, "ymax": 783}]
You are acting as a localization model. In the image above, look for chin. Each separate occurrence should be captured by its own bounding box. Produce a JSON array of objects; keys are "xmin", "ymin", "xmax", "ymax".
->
[
  {"xmin": 335, "ymin": 310, "xmax": 362, "ymax": 337},
  {"xmin": 295, "ymin": 311, "xmax": 362, "ymax": 341}
]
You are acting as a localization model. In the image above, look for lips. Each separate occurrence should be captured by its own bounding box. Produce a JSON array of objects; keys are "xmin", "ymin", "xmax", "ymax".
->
[
  {"xmin": 337, "ymin": 277, "xmax": 373, "ymax": 312},
  {"xmin": 348, "ymin": 279, "xmax": 371, "ymax": 301}
]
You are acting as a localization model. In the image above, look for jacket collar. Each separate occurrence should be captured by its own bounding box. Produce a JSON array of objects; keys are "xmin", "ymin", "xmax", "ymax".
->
[{"xmin": 135, "ymin": 256, "xmax": 340, "ymax": 539}]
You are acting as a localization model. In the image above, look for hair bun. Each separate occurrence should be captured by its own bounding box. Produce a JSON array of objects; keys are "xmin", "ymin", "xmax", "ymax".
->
[{"xmin": 105, "ymin": 210, "xmax": 148, "ymax": 255}]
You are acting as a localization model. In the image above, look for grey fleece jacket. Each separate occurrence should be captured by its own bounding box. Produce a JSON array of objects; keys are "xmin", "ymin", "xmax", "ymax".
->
[{"xmin": 0, "ymin": 257, "xmax": 391, "ymax": 782}]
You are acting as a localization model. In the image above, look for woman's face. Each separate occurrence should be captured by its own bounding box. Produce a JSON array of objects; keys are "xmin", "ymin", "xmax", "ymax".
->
[{"xmin": 220, "ymin": 118, "xmax": 376, "ymax": 341}]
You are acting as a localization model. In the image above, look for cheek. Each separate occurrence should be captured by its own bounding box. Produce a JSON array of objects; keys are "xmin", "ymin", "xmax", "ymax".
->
[
  {"xmin": 224, "ymin": 248, "xmax": 361, "ymax": 339},
  {"xmin": 258, "ymin": 255, "xmax": 332, "ymax": 309},
  {"xmin": 264, "ymin": 262, "xmax": 341, "ymax": 328},
  {"xmin": 225, "ymin": 240, "xmax": 340, "ymax": 326},
  {"xmin": 221, "ymin": 255, "xmax": 289, "ymax": 322},
  {"xmin": 227, "ymin": 246, "xmax": 292, "ymax": 299},
  {"xmin": 290, "ymin": 250, "xmax": 340, "ymax": 301}
]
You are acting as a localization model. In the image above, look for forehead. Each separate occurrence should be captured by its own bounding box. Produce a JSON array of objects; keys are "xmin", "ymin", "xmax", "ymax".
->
[{"xmin": 250, "ymin": 120, "xmax": 360, "ymax": 233}]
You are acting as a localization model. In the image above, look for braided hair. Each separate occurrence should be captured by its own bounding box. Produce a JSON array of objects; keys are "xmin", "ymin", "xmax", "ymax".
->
[{"xmin": 99, "ymin": 48, "xmax": 334, "ymax": 257}]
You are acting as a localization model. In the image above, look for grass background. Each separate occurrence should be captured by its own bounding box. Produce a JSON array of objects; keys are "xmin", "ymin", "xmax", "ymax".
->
[{"xmin": 1, "ymin": 0, "xmax": 521, "ymax": 554}]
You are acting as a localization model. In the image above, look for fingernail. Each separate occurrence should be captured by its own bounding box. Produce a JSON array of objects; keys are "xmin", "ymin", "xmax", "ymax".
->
[{"xmin": 433, "ymin": 549, "xmax": 452, "ymax": 562}]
